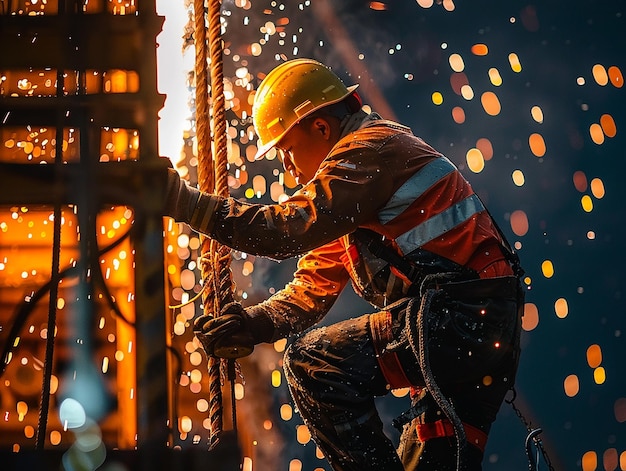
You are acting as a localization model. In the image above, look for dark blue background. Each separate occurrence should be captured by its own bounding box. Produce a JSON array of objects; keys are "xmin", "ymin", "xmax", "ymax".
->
[{"xmin": 229, "ymin": 2, "xmax": 626, "ymax": 469}]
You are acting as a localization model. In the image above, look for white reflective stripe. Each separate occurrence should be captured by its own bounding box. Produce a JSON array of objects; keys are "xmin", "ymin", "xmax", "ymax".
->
[
  {"xmin": 378, "ymin": 157, "xmax": 457, "ymax": 224},
  {"xmin": 395, "ymin": 194, "xmax": 485, "ymax": 254}
]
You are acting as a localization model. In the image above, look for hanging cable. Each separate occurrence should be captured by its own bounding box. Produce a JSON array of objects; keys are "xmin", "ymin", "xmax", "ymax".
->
[
  {"xmin": 34, "ymin": 49, "xmax": 66, "ymax": 448},
  {"xmin": 35, "ymin": 177, "xmax": 62, "ymax": 450},
  {"xmin": 506, "ymin": 388, "xmax": 556, "ymax": 471},
  {"xmin": 1, "ymin": 224, "xmax": 135, "ymax": 379}
]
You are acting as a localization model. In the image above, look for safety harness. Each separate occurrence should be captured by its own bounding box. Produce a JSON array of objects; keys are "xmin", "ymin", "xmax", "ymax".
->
[{"xmin": 355, "ymin": 216, "xmax": 525, "ymax": 470}]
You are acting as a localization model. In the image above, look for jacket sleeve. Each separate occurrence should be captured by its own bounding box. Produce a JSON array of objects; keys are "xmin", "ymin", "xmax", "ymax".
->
[
  {"xmin": 187, "ymin": 147, "xmax": 395, "ymax": 260},
  {"xmin": 246, "ymin": 238, "xmax": 351, "ymax": 340}
]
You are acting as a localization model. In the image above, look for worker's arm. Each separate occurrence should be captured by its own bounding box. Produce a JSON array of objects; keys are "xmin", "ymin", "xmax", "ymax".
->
[
  {"xmin": 194, "ymin": 238, "xmax": 351, "ymax": 346},
  {"xmin": 164, "ymin": 148, "xmax": 394, "ymax": 260}
]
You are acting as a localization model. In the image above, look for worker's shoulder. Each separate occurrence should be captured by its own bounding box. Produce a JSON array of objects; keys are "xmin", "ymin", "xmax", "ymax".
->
[{"xmin": 335, "ymin": 119, "xmax": 415, "ymax": 152}]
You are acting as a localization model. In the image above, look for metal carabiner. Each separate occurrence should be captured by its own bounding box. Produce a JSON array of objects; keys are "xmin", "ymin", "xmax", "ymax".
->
[{"xmin": 525, "ymin": 428, "xmax": 543, "ymax": 471}]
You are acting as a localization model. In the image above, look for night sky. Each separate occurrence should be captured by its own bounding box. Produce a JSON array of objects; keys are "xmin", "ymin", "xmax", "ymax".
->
[{"xmin": 221, "ymin": 1, "xmax": 626, "ymax": 469}]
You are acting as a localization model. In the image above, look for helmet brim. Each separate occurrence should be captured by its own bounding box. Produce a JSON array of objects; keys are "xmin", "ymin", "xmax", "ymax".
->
[{"xmin": 253, "ymin": 84, "xmax": 359, "ymax": 161}]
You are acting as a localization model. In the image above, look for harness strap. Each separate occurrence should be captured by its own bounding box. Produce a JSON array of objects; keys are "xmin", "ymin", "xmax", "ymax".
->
[
  {"xmin": 416, "ymin": 419, "xmax": 488, "ymax": 453},
  {"xmin": 370, "ymin": 311, "xmax": 413, "ymax": 388}
]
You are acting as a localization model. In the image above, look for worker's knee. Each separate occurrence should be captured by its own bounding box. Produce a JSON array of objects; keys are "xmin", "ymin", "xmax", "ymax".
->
[{"xmin": 283, "ymin": 329, "xmax": 321, "ymax": 388}]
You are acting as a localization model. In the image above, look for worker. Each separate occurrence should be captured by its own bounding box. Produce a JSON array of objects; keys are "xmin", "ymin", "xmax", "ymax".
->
[{"xmin": 164, "ymin": 58, "xmax": 524, "ymax": 471}]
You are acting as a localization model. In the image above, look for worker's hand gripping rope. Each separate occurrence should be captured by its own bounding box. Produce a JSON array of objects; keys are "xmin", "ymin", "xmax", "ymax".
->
[{"xmin": 194, "ymin": 304, "xmax": 275, "ymax": 359}]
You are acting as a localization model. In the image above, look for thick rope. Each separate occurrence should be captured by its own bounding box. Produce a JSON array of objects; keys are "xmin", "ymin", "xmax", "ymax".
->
[
  {"xmin": 207, "ymin": 0, "xmax": 240, "ymax": 319},
  {"xmin": 193, "ymin": 0, "xmax": 224, "ymax": 448},
  {"xmin": 195, "ymin": 0, "xmax": 245, "ymax": 449},
  {"xmin": 206, "ymin": 0, "xmax": 245, "ymax": 444},
  {"xmin": 406, "ymin": 275, "xmax": 468, "ymax": 471}
]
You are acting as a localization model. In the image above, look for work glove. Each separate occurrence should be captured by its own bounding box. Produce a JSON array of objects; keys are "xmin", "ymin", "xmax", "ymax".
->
[
  {"xmin": 163, "ymin": 167, "xmax": 200, "ymax": 222},
  {"xmin": 194, "ymin": 304, "xmax": 275, "ymax": 359}
]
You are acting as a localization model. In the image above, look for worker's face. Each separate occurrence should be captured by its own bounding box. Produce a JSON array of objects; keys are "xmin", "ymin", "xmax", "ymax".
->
[{"xmin": 276, "ymin": 117, "xmax": 338, "ymax": 185}]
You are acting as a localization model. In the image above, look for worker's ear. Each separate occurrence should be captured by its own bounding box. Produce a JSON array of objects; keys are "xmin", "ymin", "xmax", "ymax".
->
[{"xmin": 310, "ymin": 117, "xmax": 332, "ymax": 141}]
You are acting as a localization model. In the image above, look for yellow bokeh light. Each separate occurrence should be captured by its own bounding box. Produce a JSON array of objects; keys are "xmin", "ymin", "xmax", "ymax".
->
[
  {"xmin": 582, "ymin": 451, "xmax": 597, "ymax": 471},
  {"xmin": 460, "ymin": 84, "xmax": 474, "ymax": 100},
  {"xmin": 448, "ymin": 53, "xmax": 465, "ymax": 72},
  {"xmin": 508, "ymin": 53, "xmax": 522, "ymax": 72},
  {"xmin": 581, "ymin": 195, "xmax": 593, "ymax": 212},
  {"xmin": 252, "ymin": 174, "xmax": 267, "ymax": 197},
  {"xmin": 180, "ymin": 416, "xmax": 192, "ymax": 433},
  {"xmin": 541, "ymin": 260, "xmax": 554, "ymax": 278},
  {"xmin": 586, "ymin": 344, "xmax": 602, "ymax": 368},
  {"xmin": 481, "ymin": 91, "xmax": 501, "ymax": 115},
  {"xmin": 564, "ymin": 374, "xmax": 580, "ymax": 397},
  {"xmin": 296, "ymin": 424, "xmax": 311, "ymax": 445},
  {"xmin": 590, "ymin": 178, "xmax": 605, "ymax": 199},
  {"xmin": 442, "ymin": 0, "xmax": 455, "ymax": 12},
  {"xmin": 235, "ymin": 382, "xmax": 245, "ymax": 400},
  {"xmin": 189, "ymin": 351, "xmax": 203, "ymax": 366},
  {"xmin": 554, "ymin": 298, "xmax": 568, "ymax": 319},
  {"xmin": 17, "ymin": 401, "xmax": 28, "ymax": 421},
  {"xmin": 592, "ymin": 64, "xmax": 609, "ymax": 86},
  {"xmin": 522, "ymin": 303, "xmax": 539, "ymax": 331},
  {"xmin": 528, "ymin": 133, "xmax": 546, "ymax": 157},
  {"xmin": 289, "ymin": 459, "xmax": 303, "ymax": 471},
  {"xmin": 50, "ymin": 430, "xmax": 62, "ymax": 446},
  {"xmin": 589, "ymin": 123, "xmax": 604, "ymax": 145},
  {"xmin": 280, "ymin": 404, "xmax": 293, "ymax": 421},
  {"xmin": 196, "ymin": 399, "xmax": 209, "ymax": 413},
  {"xmin": 512, "ymin": 169, "xmax": 525, "ymax": 187},
  {"xmin": 271, "ymin": 369, "xmax": 282, "ymax": 387},
  {"xmin": 466, "ymin": 148, "xmax": 485, "ymax": 173},
  {"xmin": 488, "ymin": 67, "xmax": 502, "ymax": 86},
  {"xmin": 391, "ymin": 387, "xmax": 410, "ymax": 398},
  {"xmin": 189, "ymin": 369, "xmax": 203, "ymax": 383},
  {"xmin": 274, "ymin": 338, "xmax": 287, "ymax": 352},
  {"xmin": 24, "ymin": 425, "xmax": 35, "ymax": 439},
  {"xmin": 530, "ymin": 105, "xmax": 544, "ymax": 123},
  {"xmin": 594, "ymin": 367, "xmax": 606, "ymax": 384},
  {"xmin": 432, "ymin": 91, "xmax": 444, "ymax": 105}
]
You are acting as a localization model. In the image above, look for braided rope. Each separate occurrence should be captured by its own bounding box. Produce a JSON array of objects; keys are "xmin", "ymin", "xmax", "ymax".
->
[
  {"xmin": 205, "ymin": 0, "xmax": 247, "ymax": 444},
  {"xmin": 193, "ymin": 0, "xmax": 224, "ymax": 448},
  {"xmin": 207, "ymin": 0, "xmax": 240, "ymax": 317},
  {"xmin": 195, "ymin": 0, "xmax": 245, "ymax": 449}
]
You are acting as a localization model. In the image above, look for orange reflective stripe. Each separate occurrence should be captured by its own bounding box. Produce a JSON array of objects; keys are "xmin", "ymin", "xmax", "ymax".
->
[{"xmin": 370, "ymin": 312, "xmax": 413, "ymax": 389}]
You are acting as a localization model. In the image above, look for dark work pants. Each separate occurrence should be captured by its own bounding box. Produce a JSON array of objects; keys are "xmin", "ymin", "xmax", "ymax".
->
[{"xmin": 283, "ymin": 277, "xmax": 522, "ymax": 471}]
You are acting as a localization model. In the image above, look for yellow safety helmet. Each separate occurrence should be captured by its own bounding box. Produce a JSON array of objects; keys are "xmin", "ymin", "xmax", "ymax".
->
[{"xmin": 252, "ymin": 58, "xmax": 359, "ymax": 160}]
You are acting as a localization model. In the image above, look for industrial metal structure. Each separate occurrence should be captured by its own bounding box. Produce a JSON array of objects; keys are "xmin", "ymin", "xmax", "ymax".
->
[{"xmin": 0, "ymin": 1, "xmax": 238, "ymax": 469}]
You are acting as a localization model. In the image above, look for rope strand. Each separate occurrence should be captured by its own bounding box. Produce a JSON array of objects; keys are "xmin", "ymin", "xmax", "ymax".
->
[{"xmin": 193, "ymin": 0, "xmax": 224, "ymax": 447}]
